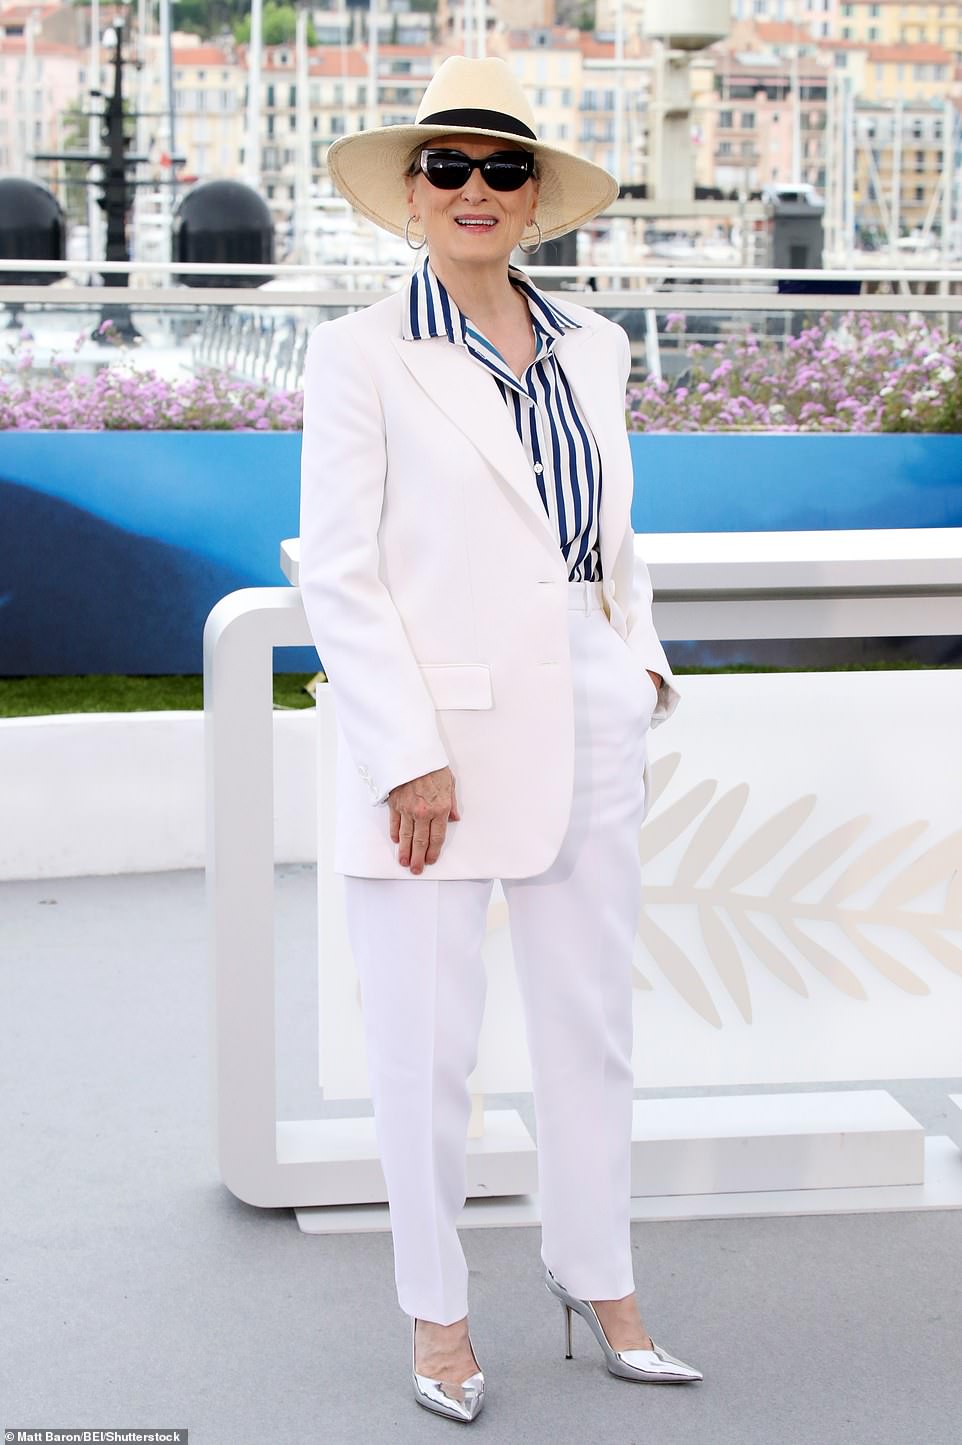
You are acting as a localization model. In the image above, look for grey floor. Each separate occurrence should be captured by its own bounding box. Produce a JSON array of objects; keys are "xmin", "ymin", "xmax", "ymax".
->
[{"xmin": 2, "ymin": 864, "xmax": 961, "ymax": 1445}]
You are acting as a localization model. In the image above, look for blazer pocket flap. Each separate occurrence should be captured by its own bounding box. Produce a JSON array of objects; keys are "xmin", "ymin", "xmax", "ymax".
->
[{"xmin": 418, "ymin": 663, "xmax": 493, "ymax": 710}]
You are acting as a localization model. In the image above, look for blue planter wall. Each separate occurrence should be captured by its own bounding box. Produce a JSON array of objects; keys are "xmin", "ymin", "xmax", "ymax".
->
[
  {"xmin": 1, "ymin": 430, "xmax": 960, "ymax": 674},
  {"xmin": 0, "ymin": 432, "xmax": 314, "ymax": 674},
  {"xmin": 628, "ymin": 433, "xmax": 962, "ymax": 532}
]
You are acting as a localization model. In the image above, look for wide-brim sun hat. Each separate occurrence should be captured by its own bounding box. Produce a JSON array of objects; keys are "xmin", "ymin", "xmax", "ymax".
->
[{"xmin": 325, "ymin": 54, "xmax": 620, "ymax": 243}]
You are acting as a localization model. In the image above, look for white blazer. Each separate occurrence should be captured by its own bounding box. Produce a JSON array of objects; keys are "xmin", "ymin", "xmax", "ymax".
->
[{"xmin": 298, "ymin": 282, "xmax": 680, "ymax": 879}]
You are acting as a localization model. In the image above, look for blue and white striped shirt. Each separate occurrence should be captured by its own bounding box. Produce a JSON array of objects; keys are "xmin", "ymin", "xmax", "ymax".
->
[{"xmin": 402, "ymin": 254, "xmax": 604, "ymax": 583}]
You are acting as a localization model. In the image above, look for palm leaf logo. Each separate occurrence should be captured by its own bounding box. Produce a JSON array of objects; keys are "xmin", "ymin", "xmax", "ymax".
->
[{"xmin": 629, "ymin": 753, "xmax": 962, "ymax": 1027}]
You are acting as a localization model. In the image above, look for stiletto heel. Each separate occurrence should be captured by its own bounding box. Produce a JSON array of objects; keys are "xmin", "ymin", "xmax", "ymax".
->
[
  {"xmin": 543, "ymin": 1265, "xmax": 703, "ymax": 1383},
  {"xmin": 411, "ymin": 1316, "xmax": 485, "ymax": 1423}
]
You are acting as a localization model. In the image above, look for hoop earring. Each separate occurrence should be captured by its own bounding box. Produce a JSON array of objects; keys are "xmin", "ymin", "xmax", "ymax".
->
[
  {"xmin": 405, "ymin": 215, "xmax": 426, "ymax": 251},
  {"xmin": 519, "ymin": 218, "xmax": 542, "ymax": 255}
]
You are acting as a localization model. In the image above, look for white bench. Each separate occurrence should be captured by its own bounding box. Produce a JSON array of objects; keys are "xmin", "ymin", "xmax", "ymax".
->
[{"xmin": 630, "ymin": 526, "xmax": 962, "ymax": 640}]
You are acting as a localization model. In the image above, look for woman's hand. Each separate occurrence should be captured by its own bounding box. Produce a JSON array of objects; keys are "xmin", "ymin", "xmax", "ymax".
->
[{"xmin": 388, "ymin": 766, "xmax": 461, "ymax": 874}]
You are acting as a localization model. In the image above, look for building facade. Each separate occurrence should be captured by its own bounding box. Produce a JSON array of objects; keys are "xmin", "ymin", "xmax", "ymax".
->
[{"xmin": 1, "ymin": 0, "xmax": 960, "ymax": 255}]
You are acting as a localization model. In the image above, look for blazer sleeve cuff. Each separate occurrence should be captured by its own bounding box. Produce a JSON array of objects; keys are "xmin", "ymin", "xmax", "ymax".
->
[
  {"xmin": 625, "ymin": 617, "xmax": 681, "ymax": 728},
  {"xmin": 367, "ymin": 742, "xmax": 453, "ymax": 807},
  {"xmin": 648, "ymin": 673, "xmax": 682, "ymax": 728}
]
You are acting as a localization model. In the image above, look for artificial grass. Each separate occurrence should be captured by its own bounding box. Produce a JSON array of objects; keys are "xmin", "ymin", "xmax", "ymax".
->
[
  {"xmin": 0, "ymin": 673, "xmax": 321, "ymax": 717},
  {"xmin": 0, "ymin": 660, "xmax": 945, "ymax": 719}
]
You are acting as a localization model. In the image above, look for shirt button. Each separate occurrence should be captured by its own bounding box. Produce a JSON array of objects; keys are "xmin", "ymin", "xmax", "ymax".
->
[{"xmin": 533, "ymin": 462, "xmax": 543, "ymax": 474}]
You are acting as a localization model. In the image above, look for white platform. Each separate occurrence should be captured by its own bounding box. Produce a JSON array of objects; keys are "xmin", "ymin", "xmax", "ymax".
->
[
  {"xmin": 278, "ymin": 1108, "xmax": 538, "ymax": 1206},
  {"xmin": 296, "ymin": 1137, "xmax": 962, "ymax": 1234},
  {"xmin": 291, "ymin": 1089, "xmax": 953, "ymax": 1232},
  {"xmin": 944, "ymin": 1094, "xmax": 962, "ymax": 1151},
  {"xmin": 627, "ymin": 1089, "xmax": 924, "ymax": 1194}
]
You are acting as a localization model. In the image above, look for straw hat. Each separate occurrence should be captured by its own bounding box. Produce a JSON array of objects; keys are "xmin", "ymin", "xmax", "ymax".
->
[{"xmin": 325, "ymin": 54, "xmax": 619, "ymax": 242}]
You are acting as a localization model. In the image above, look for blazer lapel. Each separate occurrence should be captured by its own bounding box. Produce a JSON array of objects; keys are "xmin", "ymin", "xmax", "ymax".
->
[
  {"xmin": 390, "ymin": 314, "xmax": 633, "ymax": 577},
  {"xmin": 391, "ymin": 332, "xmax": 555, "ymax": 545}
]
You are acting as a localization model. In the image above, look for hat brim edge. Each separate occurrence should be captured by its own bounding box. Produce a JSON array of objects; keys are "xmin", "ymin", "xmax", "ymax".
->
[{"xmin": 325, "ymin": 124, "xmax": 620, "ymax": 242}]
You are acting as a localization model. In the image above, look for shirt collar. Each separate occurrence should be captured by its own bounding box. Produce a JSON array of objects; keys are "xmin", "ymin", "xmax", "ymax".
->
[{"xmin": 401, "ymin": 252, "xmax": 581, "ymax": 345}]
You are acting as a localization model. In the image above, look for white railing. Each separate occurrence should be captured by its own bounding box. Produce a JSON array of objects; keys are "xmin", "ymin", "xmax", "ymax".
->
[
  {"xmin": 3, "ymin": 256, "xmax": 962, "ymax": 312},
  {"xmin": 5, "ymin": 256, "xmax": 962, "ymax": 281},
  {"xmin": 4, "ymin": 257, "xmax": 961, "ymax": 390}
]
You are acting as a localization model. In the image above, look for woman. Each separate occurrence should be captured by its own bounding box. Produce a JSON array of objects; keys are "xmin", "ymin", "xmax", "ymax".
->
[{"xmin": 299, "ymin": 54, "xmax": 702, "ymax": 1423}]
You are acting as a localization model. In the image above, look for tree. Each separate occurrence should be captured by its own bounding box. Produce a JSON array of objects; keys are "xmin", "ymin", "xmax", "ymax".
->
[
  {"xmin": 170, "ymin": 0, "xmax": 249, "ymax": 40},
  {"xmin": 166, "ymin": 0, "xmax": 316, "ymax": 44},
  {"xmin": 555, "ymin": 0, "xmax": 595, "ymax": 26},
  {"xmin": 234, "ymin": 2, "xmax": 317, "ymax": 45},
  {"xmin": 60, "ymin": 98, "xmax": 91, "ymax": 226}
]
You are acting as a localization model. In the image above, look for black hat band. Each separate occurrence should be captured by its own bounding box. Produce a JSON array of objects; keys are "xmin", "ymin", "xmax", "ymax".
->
[{"xmin": 418, "ymin": 108, "xmax": 537, "ymax": 141}]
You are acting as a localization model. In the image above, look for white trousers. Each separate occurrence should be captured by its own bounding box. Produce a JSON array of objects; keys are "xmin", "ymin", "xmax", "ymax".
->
[{"xmin": 342, "ymin": 578, "xmax": 653, "ymax": 1325}]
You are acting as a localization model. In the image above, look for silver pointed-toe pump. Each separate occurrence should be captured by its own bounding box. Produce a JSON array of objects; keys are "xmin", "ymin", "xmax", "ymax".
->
[
  {"xmin": 543, "ymin": 1266, "xmax": 703, "ymax": 1383},
  {"xmin": 411, "ymin": 1316, "xmax": 485, "ymax": 1423}
]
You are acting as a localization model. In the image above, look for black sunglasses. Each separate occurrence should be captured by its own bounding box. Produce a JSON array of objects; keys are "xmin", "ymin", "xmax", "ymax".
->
[{"xmin": 418, "ymin": 147, "xmax": 535, "ymax": 192}]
